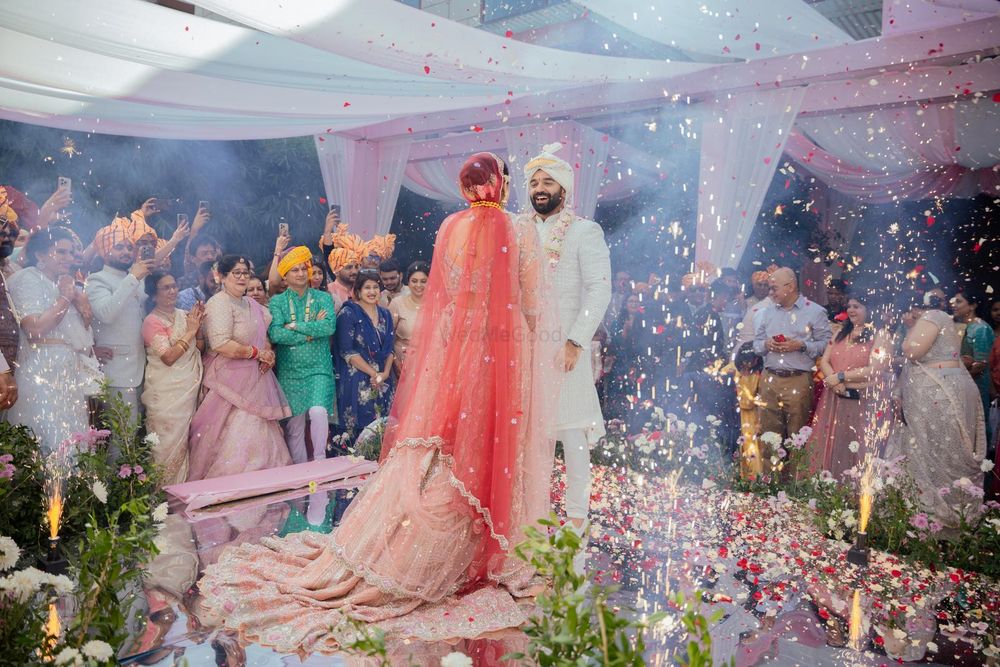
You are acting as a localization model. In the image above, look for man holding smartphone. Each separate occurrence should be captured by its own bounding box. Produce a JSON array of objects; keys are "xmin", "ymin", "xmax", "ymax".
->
[
  {"xmin": 753, "ymin": 267, "xmax": 831, "ymax": 467},
  {"xmin": 85, "ymin": 220, "xmax": 155, "ymax": 420}
]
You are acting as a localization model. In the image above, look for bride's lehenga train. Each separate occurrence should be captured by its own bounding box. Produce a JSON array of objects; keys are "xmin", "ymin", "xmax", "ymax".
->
[{"xmin": 199, "ymin": 153, "xmax": 561, "ymax": 655}]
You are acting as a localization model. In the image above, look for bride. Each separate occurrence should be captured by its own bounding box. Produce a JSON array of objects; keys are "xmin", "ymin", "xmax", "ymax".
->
[{"xmin": 198, "ymin": 152, "xmax": 561, "ymax": 654}]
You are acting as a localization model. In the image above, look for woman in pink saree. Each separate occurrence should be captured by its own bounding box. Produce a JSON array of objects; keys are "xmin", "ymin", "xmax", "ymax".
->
[
  {"xmin": 199, "ymin": 153, "xmax": 561, "ymax": 654},
  {"xmin": 186, "ymin": 255, "xmax": 292, "ymax": 481}
]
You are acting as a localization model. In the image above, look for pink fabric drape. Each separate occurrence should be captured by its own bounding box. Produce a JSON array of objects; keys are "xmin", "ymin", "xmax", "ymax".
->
[
  {"xmin": 314, "ymin": 135, "xmax": 411, "ymax": 240},
  {"xmin": 785, "ymin": 130, "xmax": 1000, "ymax": 203}
]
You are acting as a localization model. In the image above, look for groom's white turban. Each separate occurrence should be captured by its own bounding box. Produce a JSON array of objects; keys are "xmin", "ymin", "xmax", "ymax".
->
[{"xmin": 524, "ymin": 142, "xmax": 574, "ymax": 196}]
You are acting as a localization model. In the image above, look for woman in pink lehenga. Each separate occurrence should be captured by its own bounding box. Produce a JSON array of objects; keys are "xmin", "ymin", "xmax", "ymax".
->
[
  {"xmin": 198, "ymin": 153, "xmax": 561, "ymax": 654},
  {"xmin": 186, "ymin": 255, "xmax": 292, "ymax": 481}
]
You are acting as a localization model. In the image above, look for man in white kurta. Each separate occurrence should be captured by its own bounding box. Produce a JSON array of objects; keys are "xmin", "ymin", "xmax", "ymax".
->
[
  {"xmin": 85, "ymin": 223, "xmax": 153, "ymax": 418},
  {"xmin": 520, "ymin": 144, "xmax": 612, "ymax": 550}
]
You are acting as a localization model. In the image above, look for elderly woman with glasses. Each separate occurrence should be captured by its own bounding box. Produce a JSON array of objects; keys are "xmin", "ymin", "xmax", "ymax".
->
[
  {"xmin": 141, "ymin": 271, "xmax": 206, "ymax": 485},
  {"xmin": 186, "ymin": 255, "xmax": 292, "ymax": 481}
]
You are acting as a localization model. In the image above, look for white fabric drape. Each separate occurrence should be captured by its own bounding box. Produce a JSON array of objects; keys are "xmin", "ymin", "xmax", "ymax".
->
[
  {"xmin": 192, "ymin": 0, "xmax": 709, "ymax": 88},
  {"xmin": 314, "ymin": 136, "xmax": 411, "ymax": 240},
  {"xmin": 402, "ymin": 158, "xmax": 468, "ymax": 203},
  {"xmin": 1, "ymin": 0, "xmax": 708, "ymax": 139},
  {"xmin": 577, "ymin": 0, "xmax": 851, "ymax": 61},
  {"xmin": 504, "ymin": 122, "xmax": 610, "ymax": 220},
  {"xmin": 696, "ymin": 86, "xmax": 807, "ymax": 268}
]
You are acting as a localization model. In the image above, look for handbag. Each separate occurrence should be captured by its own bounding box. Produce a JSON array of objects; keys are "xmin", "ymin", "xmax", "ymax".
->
[{"xmin": 77, "ymin": 353, "xmax": 105, "ymax": 397}]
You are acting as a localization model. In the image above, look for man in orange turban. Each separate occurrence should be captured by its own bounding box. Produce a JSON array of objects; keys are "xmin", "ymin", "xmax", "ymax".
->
[
  {"xmin": 85, "ymin": 216, "xmax": 155, "ymax": 419},
  {"xmin": 326, "ymin": 226, "xmax": 365, "ymax": 313}
]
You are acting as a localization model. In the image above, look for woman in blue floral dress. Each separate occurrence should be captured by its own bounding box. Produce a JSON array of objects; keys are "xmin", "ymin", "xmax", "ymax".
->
[{"xmin": 335, "ymin": 270, "xmax": 395, "ymax": 440}]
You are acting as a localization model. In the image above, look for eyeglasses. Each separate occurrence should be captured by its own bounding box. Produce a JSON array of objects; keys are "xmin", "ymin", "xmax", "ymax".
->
[{"xmin": 229, "ymin": 270, "xmax": 252, "ymax": 279}]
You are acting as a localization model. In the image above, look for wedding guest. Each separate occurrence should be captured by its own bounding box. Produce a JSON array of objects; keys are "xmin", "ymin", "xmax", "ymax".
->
[
  {"xmin": 309, "ymin": 254, "xmax": 328, "ymax": 291},
  {"xmin": 0, "ymin": 189, "xmax": 22, "ymax": 409},
  {"xmin": 187, "ymin": 255, "xmax": 291, "ymax": 481},
  {"xmin": 245, "ymin": 274, "xmax": 268, "ymax": 307},
  {"xmin": 809, "ymin": 293, "xmax": 877, "ymax": 478},
  {"xmin": 753, "ymin": 267, "xmax": 832, "ymax": 452},
  {"xmin": 6, "ymin": 227, "xmax": 95, "ymax": 453},
  {"xmin": 268, "ymin": 247, "xmax": 337, "ymax": 464},
  {"xmin": 825, "ymin": 279, "xmax": 849, "ymax": 322},
  {"xmin": 178, "ymin": 228, "xmax": 219, "ymax": 291},
  {"xmin": 988, "ymin": 296, "xmax": 1000, "ymax": 337},
  {"xmin": 176, "ymin": 261, "xmax": 219, "ymax": 312},
  {"xmin": 604, "ymin": 292, "xmax": 644, "ymax": 420},
  {"xmin": 892, "ymin": 292, "xmax": 985, "ymax": 528},
  {"xmin": 326, "ymin": 246, "xmax": 361, "ymax": 314},
  {"xmin": 378, "ymin": 258, "xmax": 408, "ymax": 306},
  {"xmin": 335, "ymin": 270, "xmax": 394, "ymax": 439},
  {"xmin": 734, "ymin": 343, "xmax": 764, "ymax": 480},
  {"xmin": 86, "ymin": 221, "xmax": 155, "ymax": 418},
  {"xmin": 745, "ymin": 270, "xmax": 772, "ymax": 311},
  {"xmin": 141, "ymin": 272, "xmax": 205, "ymax": 485},
  {"xmin": 387, "ymin": 260, "xmax": 428, "ymax": 375},
  {"xmin": 738, "ymin": 268, "xmax": 775, "ymax": 346},
  {"xmin": 953, "ymin": 288, "xmax": 994, "ymax": 441}
]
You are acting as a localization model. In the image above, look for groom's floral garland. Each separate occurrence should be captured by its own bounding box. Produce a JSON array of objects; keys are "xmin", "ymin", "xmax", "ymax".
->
[{"xmin": 544, "ymin": 208, "xmax": 575, "ymax": 270}]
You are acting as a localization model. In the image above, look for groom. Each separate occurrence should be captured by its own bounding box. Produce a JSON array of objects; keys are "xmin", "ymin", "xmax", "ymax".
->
[{"xmin": 521, "ymin": 144, "xmax": 611, "ymax": 562}]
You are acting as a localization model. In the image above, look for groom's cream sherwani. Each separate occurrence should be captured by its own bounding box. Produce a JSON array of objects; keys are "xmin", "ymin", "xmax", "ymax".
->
[{"xmin": 526, "ymin": 208, "xmax": 611, "ymax": 443}]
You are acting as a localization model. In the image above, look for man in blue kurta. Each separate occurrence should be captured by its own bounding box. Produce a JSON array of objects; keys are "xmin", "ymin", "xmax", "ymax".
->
[{"xmin": 269, "ymin": 246, "xmax": 336, "ymax": 463}]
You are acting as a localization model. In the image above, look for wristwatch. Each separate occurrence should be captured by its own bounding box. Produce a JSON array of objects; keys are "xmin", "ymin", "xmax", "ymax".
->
[
  {"xmin": 837, "ymin": 371, "xmax": 846, "ymax": 383},
  {"xmin": 567, "ymin": 339, "xmax": 583, "ymax": 349}
]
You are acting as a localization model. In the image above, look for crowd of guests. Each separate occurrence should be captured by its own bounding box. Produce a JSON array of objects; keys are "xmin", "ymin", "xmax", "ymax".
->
[
  {"xmin": 0, "ymin": 186, "xmax": 432, "ymax": 490},
  {"xmin": 601, "ymin": 262, "xmax": 998, "ymax": 527},
  {"xmin": 1, "ymin": 182, "xmax": 997, "ymax": 531}
]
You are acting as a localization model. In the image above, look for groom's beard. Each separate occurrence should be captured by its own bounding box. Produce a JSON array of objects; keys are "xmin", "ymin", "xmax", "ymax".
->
[{"xmin": 531, "ymin": 190, "xmax": 563, "ymax": 216}]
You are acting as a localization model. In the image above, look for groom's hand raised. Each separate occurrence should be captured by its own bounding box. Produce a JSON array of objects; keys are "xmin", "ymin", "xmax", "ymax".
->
[{"xmin": 563, "ymin": 340, "xmax": 581, "ymax": 372}]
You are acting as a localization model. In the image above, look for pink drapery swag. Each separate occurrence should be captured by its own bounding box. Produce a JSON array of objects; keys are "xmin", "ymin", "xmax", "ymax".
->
[
  {"xmin": 380, "ymin": 151, "xmax": 560, "ymax": 588},
  {"xmin": 787, "ymin": 99, "xmax": 1000, "ymax": 203},
  {"xmin": 313, "ymin": 135, "xmax": 411, "ymax": 242}
]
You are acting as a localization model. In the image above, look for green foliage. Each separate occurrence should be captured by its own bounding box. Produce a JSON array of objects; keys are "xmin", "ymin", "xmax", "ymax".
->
[
  {"xmin": 506, "ymin": 516, "xmax": 667, "ymax": 666},
  {"xmin": 342, "ymin": 618, "xmax": 392, "ymax": 667},
  {"xmin": 0, "ymin": 388, "xmax": 163, "ymax": 663},
  {"xmin": 66, "ymin": 497, "xmax": 160, "ymax": 648},
  {"xmin": 673, "ymin": 591, "xmax": 731, "ymax": 667},
  {"xmin": 0, "ymin": 422, "xmax": 46, "ymax": 555}
]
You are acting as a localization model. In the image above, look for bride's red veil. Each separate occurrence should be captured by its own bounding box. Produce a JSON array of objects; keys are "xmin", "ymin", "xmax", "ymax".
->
[{"xmin": 380, "ymin": 152, "xmax": 561, "ymax": 587}]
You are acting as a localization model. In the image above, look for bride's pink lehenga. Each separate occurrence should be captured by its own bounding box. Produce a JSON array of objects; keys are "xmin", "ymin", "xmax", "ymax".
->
[{"xmin": 198, "ymin": 153, "xmax": 561, "ymax": 655}]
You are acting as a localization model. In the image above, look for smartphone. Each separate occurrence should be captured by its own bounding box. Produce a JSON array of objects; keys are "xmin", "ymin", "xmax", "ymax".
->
[
  {"xmin": 58, "ymin": 176, "xmax": 72, "ymax": 193},
  {"xmin": 139, "ymin": 245, "xmax": 155, "ymax": 261},
  {"xmin": 278, "ymin": 222, "xmax": 289, "ymax": 237},
  {"xmin": 329, "ymin": 203, "xmax": 341, "ymax": 216},
  {"xmin": 198, "ymin": 200, "xmax": 209, "ymax": 211},
  {"xmin": 177, "ymin": 213, "xmax": 189, "ymax": 226}
]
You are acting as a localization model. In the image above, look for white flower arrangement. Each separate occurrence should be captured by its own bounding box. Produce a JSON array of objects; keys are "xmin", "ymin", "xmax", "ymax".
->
[
  {"xmin": 0, "ymin": 535, "xmax": 19, "ymax": 571},
  {"xmin": 440, "ymin": 652, "xmax": 473, "ymax": 667},
  {"xmin": 81, "ymin": 640, "xmax": 114, "ymax": 661},
  {"xmin": 54, "ymin": 648, "xmax": 83, "ymax": 666},
  {"xmin": 152, "ymin": 502, "xmax": 169, "ymax": 523},
  {"xmin": 760, "ymin": 431, "xmax": 782, "ymax": 448},
  {"xmin": 0, "ymin": 566, "xmax": 73, "ymax": 602},
  {"xmin": 143, "ymin": 432, "xmax": 161, "ymax": 447},
  {"xmin": 982, "ymin": 459, "xmax": 995, "ymax": 473}
]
